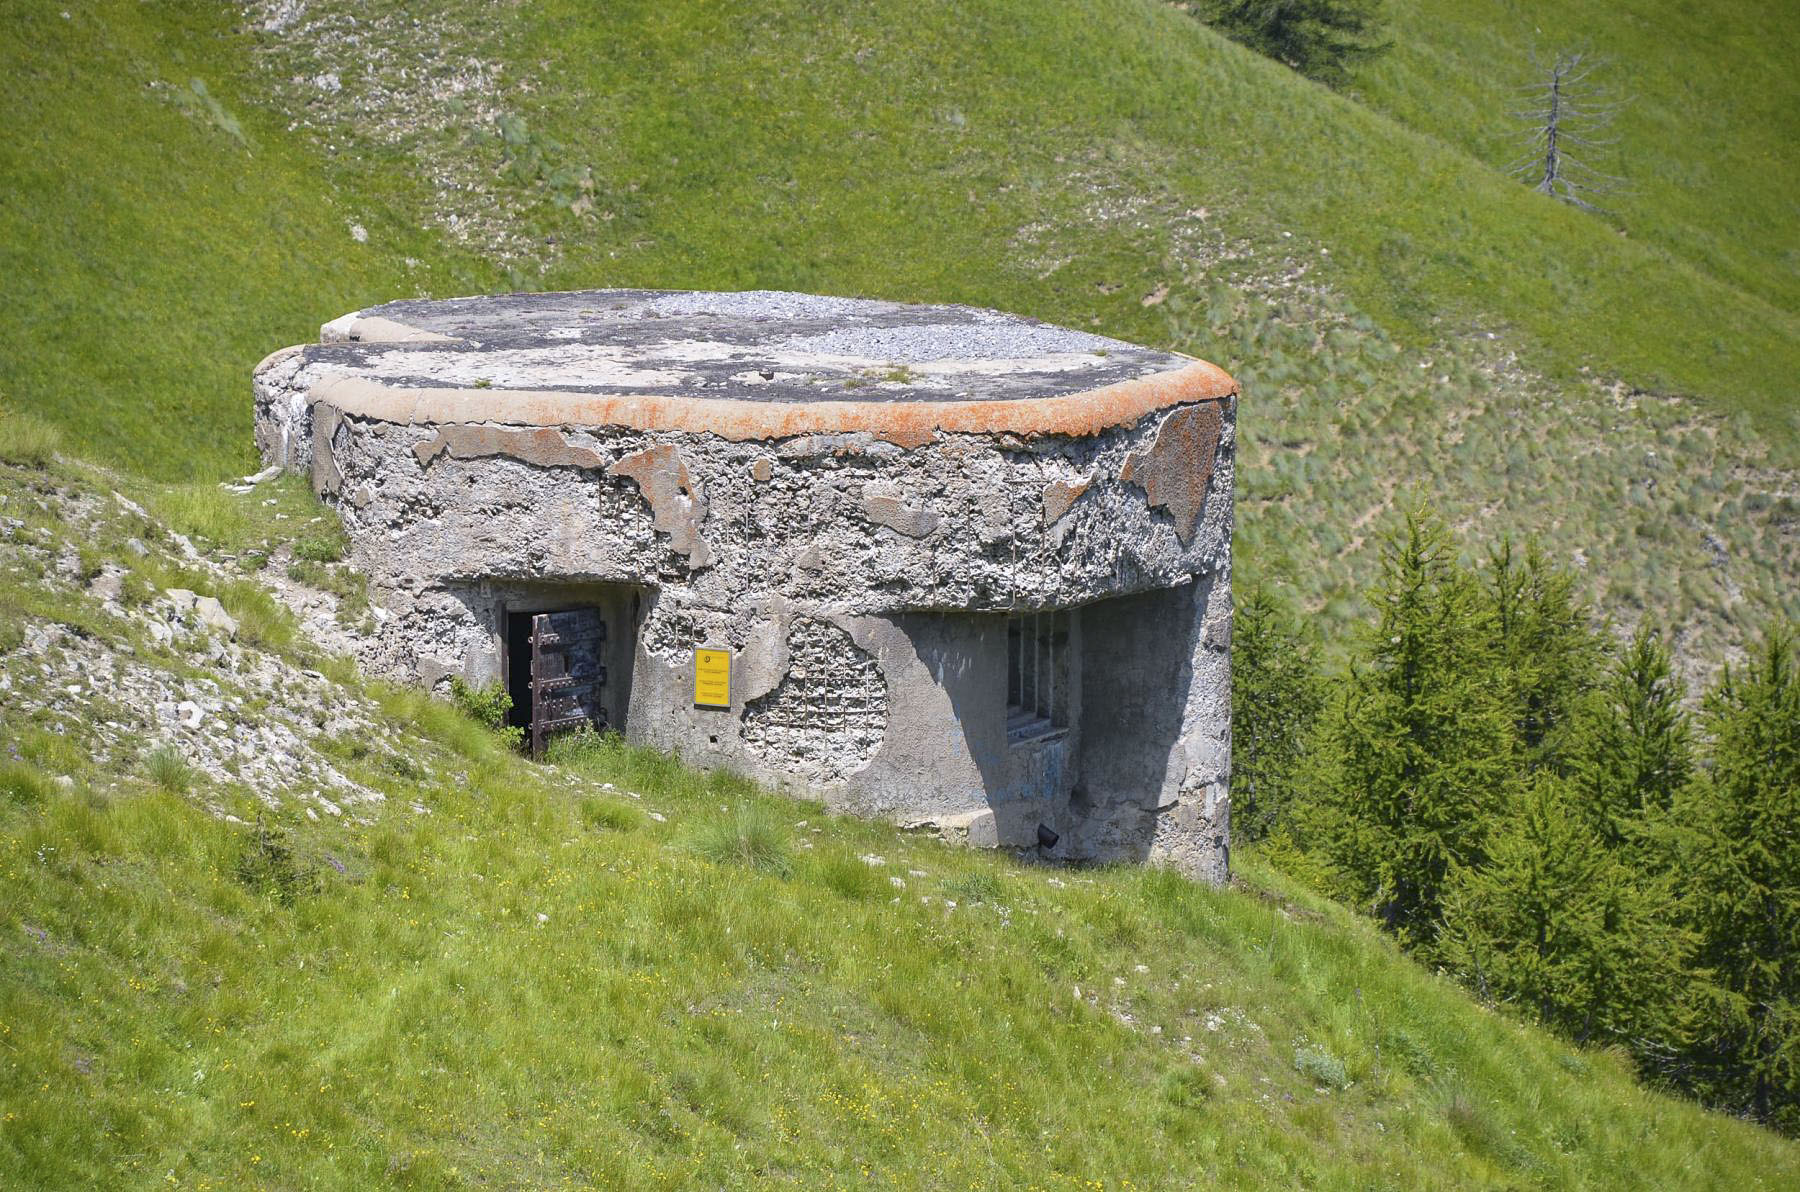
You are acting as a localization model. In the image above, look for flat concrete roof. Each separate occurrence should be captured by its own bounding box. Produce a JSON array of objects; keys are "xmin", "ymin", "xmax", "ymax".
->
[{"xmin": 269, "ymin": 289, "xmax": 1235, "ymax": 444}]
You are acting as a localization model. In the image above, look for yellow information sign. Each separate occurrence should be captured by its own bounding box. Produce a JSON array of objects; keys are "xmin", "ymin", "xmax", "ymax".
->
[{"xmin": 693, "ymin": 648, "xmax": 732, "ymax": 708}]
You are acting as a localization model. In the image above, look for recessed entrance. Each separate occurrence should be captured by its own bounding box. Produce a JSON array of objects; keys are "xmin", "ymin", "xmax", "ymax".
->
[{"xmin": 499, "ymin": 584, "xmax": 644, "ymax": 756}]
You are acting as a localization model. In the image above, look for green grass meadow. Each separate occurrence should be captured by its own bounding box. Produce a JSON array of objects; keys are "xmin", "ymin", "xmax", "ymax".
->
[{"xmin": 3, "ymin": 715, "xmax": 1795, "ymax": 1188}]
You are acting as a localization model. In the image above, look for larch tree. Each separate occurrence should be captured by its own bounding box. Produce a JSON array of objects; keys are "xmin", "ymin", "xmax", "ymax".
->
[
  {"xmin": 1310, "ymin": 511, "xmax": 1515, "ymax": 946},
  {"xmin": 1676, "ymin": 628, "xmax": 1800, "ymax": 1133}
]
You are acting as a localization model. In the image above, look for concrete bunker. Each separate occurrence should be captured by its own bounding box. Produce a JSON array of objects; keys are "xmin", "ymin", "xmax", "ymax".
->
[{"xmin": 254, "ymin": 289, "xmax": 1236, "ymax": 880}]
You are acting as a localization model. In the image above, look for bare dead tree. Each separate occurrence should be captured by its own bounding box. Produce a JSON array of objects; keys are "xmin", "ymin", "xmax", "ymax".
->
[{"xmin": 1510, "ymin": 51, "xmax": 1627, "ymax": 212}]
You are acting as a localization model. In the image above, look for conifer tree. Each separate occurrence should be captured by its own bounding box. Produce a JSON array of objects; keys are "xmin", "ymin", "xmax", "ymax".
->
[
  {"xmin": 1483, "ymin": 539, "xmax": 1604, "ymax": 775},
  {"xmin": 1231, "ymin": 583, "xmax": 1323, "ymax": 841},
  {"xmin": 1676, "ymin": 627, "xmax": 1800, "ymax": 1133},
  {"xmin": 1579, "ymin": 624, "xmax": 1693, "ymax": 843},
  {"xmin": 1437, "ymin": 772, "xmax": 1687, "ymax": 1047},
  {"xmin": 1312, "ymin": 511, "xmax": 1515, "ymax": 946}
]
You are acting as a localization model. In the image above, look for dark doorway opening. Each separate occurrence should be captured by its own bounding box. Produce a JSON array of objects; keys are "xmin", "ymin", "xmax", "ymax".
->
[
  {"xmin": 503, "ymin": 606, "xmax": 610, "ymax": 755},
  {"xmin": 504, "ymin": 612, "xmax": 536, "ymax": 735}
]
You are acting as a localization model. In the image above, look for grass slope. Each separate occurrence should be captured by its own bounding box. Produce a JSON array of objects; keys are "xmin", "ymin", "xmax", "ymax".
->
[
  {"xmin": 1363, "ymin": 0, "xmax": 1800, "ymax": 321},
  {"xmin": 0, "ymin": 454, "xmax": 1794, "ymax": 1186},
  {"xmin": 0, "ymin": 2, "xmax": 498, "ymax": 480}
]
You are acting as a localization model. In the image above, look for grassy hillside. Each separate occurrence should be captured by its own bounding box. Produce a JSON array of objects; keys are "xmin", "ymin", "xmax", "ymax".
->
[
  {"xmin": 2, "ymin": 455, "xmax": 1797, "ymax": 1187},
  {"xmin": 4, "ymin": 0, "xmax": 1796, "ymax": 462},
  {"xmin": 3, "ymin": 0, "xmax": 1794, "ymax": 668},
  {"xmin": 1363, "ymin": 0, "xmax": 1800, "ymax": 320},
  {"xmin": 0, "ymin": 2, "xmax": 498, "ymax": 479}
]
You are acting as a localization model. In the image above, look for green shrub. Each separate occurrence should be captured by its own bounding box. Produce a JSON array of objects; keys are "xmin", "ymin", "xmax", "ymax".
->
[
  {"xmin": 688, "ymin": 803, "xmax": 792, "ymax": 877},
  {"xmin": 1193, "ymin": 1, "xmax": 1391, "ymax": 89},
  {"xmin": 1380, "ymin": 1027, "xmax": 1437, "ymax": 1077},
  {"xmin": 144, "ymin": 745, "xmax": 193, "ymax": 794},
  {"xmin": 235, "ymin": 816, "xmax": 309, "ymax": 905},
  {"xmin": 1294, "ymin": 1043, "xmax": 1349, "ymax": 1089},
  {"xmin": 448, "ymin": 678, "xmax": 524, "ymax": 750}
]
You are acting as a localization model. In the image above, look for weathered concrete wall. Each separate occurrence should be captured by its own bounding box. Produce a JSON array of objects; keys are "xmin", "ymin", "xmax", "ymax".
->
[
  {"xmin": 1077, "ymin": 576, "xmax": 1232, "ymax": 879},
  {"xmin": 253, "ymin": 290, "xmax": 1237, "ymax": 880},
  {"xmin": 253, "ymin": 392, "xmax": 1233, "ymax": 620}
]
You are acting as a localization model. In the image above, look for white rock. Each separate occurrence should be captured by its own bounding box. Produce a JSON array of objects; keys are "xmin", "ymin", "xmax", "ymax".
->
[
  {"xmin": 193, "ymin": 596, "xmax": 238, "ymax": 639},
  {"xmin": 647, "ymin": 810, "xmax": 666, "ymax": 823},
  {"xmin": 859, "ymin": 854, "xmax": 885, "ymax": 866},
  {"xmin": 177, "ymin": 700, "xmax": 204, "ymax": 729},
  {"xmin": 165, "ymin": 588, "xmax": 198, "ymax": 613}
]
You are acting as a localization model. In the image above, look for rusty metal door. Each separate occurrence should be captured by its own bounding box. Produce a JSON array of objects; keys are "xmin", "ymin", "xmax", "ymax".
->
[{"xmin": 528, "ymin": 609, "xmax": 607, "ymax": 756}]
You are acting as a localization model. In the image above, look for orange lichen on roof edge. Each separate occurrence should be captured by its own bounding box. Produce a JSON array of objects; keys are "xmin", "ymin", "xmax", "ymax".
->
[{"xmin": 307, "ymin": 360, "xmax": 1236, "ymax": 446}]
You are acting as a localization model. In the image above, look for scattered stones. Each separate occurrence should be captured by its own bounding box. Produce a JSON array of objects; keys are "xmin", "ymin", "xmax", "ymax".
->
[{"xmin": 0, "ymin": 484, "xmax": 387, "ymax": 821}]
